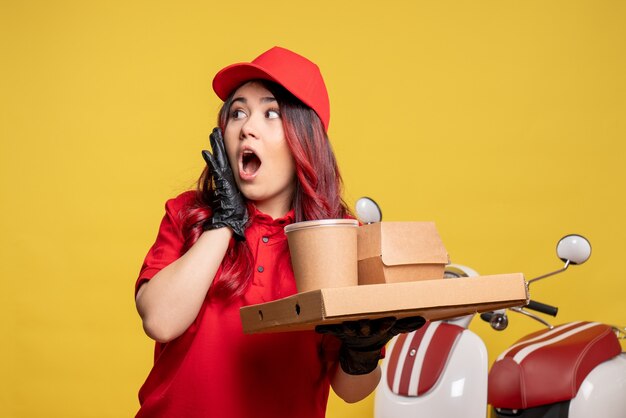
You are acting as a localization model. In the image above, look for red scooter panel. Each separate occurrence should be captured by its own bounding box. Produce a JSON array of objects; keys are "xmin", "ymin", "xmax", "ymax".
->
[{"xmin": 386, "ymin": 321, "xmax": 464, "ymax": 397}]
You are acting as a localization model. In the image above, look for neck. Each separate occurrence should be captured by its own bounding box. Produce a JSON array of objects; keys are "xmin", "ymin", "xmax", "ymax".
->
[{"xmin": 252, "ymin": 198, "xmax": 292, "ymax": 220}]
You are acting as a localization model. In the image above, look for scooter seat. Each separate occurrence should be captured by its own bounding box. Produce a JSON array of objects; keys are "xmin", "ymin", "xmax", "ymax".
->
[
  {"xmin": 385, "ymin": 321, "xmax": 464, "ymax": 396},
  {"xmin": 488, "ymin": 321, "xmax": 621, "ymax": 409}
]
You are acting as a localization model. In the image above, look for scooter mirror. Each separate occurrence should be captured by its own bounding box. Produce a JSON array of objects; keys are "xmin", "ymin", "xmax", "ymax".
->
[
  {"xmin": 444, "ymin": 264, "xmax": 480, "ymax": 278},
  {"xmin": 556, "ymin": 234, "xmax": 591, "ymax": 265},
  {"xmin": 355, "ymin": 197, "xmax": 382, "ymax": 224}
]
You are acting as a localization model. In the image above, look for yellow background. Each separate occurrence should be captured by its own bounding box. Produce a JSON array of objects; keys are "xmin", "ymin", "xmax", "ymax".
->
[{"xmin": 1, "ymin": 1, "xmax": 625, "ymax": 417}]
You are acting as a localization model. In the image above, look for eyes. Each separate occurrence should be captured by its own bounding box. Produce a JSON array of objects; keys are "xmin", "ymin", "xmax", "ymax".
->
[
  {"xmin": 266, "ymin": 109, "xmax": 280, "ymax": 119},
  {"xmin": 231, "ymin": 109, "xmax": 246, "ymax": 119},
  {"xmin": 230, "ymin": 108, "xmax": 281, "ymax": 121}
]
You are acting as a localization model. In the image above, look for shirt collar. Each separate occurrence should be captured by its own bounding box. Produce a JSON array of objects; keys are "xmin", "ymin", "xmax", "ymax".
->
[{"xmin": 248, "ymin": 203, "xmax": 295, "ymax": 227}]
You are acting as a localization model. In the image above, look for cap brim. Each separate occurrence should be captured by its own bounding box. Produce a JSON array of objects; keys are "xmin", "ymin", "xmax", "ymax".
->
[{"xmin": 212, "ymin": 63, "xmax": 279, "ymax": 101}]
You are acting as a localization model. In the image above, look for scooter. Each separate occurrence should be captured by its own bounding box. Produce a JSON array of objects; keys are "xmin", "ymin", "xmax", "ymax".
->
[
  {"xmin": 354, "ymin": 198, "xmax": 626, "ymax": 418},
  {"xmin": 485, "ymin": 235, "xmax": 626, "ymax": 417}
]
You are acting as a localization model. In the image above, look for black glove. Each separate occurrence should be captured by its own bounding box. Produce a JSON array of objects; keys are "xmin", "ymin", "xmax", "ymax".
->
[
  {"xmin": 202, "ymin": 127, "xmax": 248, "ymax": 241},
  {"xmin": 316, "ymin": 316, "xmax": 426, "ymax": 375}
]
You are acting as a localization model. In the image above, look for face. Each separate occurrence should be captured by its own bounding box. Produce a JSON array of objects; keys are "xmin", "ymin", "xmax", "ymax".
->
[{"xmin": 223, "ymin": 81, "xmax": 296, "ymax": 218}]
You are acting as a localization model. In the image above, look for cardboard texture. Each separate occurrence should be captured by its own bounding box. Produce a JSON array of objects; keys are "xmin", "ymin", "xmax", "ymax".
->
[
  {"xmin": 357, "ymin": 222, "xmax": 449, "ymax": 285},
  {"xmin": 240, "ymin": 273, "xmax": 528, "ymax": 334},
  {"xmin": 285, "ymin": 219, "xmax": 359, "ymax": 292}
]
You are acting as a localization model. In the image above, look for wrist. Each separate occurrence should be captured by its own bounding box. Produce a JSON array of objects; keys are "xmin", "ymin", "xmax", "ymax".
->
[
  {"xmin": 203, "ymin": 220, "xmax": 228, "ymax": 232},
  {"xmin": 201, "ymin": 224, "xmax": 233, "ymax": 240},
  {"xmin": 339, "ymin": 346, "xmax": 382, "ymax": 376}
]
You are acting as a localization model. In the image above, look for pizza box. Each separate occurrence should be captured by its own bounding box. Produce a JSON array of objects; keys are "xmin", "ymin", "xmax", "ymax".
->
[{"xmin": 240, "ymin": 273, "xmax": 528, "ymax": 334}]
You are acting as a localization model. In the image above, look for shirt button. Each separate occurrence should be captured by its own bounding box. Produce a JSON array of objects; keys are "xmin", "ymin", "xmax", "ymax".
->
[
  {"xmin": 262, "ymin": 236, "xmax": 269, "ymax": 243},
  {"xmin": 257, "ymin": 266, "xmax": 264, "ymax": 273}
]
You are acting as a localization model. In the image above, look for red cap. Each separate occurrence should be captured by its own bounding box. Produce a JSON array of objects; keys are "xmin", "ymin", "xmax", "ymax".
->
[{"xmin": 212, "ymin": 46, "xmax": 330, "ymax": 131}]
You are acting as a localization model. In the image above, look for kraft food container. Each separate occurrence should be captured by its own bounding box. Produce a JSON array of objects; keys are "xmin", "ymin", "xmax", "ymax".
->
[
  {"xmin": 357, "ymin": 222, "xmax": 449, "ymax": 285},
  {"xmin": 284, "ymin": 219, "xmax": 359, "ymax": 293}
]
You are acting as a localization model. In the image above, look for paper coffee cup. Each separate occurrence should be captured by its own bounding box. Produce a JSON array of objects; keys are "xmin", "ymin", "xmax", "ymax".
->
[{"xmin": 284, "ymin": 219, "xmax": 359, "ymax": 293}]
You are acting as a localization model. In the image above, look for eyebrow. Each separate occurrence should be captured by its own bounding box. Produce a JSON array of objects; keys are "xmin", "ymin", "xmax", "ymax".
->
[{"xmin": 231, "ymin": 96, "xmax": 277, "ymax": 104}]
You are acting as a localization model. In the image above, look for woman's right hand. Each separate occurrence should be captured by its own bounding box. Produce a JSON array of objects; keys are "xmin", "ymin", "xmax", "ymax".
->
[{"xmin": 202, "ymin": 127, "xmax": 248, "ymax": 241}]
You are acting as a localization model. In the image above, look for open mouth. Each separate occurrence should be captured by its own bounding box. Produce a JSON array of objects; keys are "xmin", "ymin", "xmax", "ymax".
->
[{"xmin": 241, "ymin": 149, "xmax": 261, "ymax": 176}]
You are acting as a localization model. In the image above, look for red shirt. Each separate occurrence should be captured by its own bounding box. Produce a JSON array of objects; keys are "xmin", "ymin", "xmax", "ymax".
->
[{"xmin": 135, "ymin": 191, "xmax": 340, "ymax": 418}]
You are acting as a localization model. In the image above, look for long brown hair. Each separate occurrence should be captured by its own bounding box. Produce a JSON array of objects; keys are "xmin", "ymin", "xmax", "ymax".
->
[{"xmin": 182, "ymin": 80, "xmax": 350, "ymax": 299}]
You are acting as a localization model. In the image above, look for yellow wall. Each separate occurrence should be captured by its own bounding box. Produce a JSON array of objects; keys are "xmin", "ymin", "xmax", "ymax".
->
[{"xmin": 1, "ymin": 1, "xmax": 624, "ymax": 417}]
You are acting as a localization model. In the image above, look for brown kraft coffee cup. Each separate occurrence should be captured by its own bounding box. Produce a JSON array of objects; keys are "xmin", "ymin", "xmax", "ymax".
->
[{"xmin": 284, "ymin": 219, "xmax": 359, "ymax": 293}]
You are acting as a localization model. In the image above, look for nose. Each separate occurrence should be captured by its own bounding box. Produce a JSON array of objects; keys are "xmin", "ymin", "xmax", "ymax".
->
[{"xmin": 240, "ymin": 115, "xmax": 260, "ymax": 141}]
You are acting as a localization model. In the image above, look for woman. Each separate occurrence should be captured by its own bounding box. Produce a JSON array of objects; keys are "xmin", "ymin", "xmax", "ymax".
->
[{"xmin": 134, "ymin": 46, "xmax": 423, "ymax": 418}]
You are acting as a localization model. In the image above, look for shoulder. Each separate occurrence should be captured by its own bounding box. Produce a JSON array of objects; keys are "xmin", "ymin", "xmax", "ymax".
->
[
  {"xmin": 165, "ymin": 190, "xmax": 199, "ymax": 212},
  {"xmin": 160, "ymin": 190, "xmax": 206, "ymax": 228}
]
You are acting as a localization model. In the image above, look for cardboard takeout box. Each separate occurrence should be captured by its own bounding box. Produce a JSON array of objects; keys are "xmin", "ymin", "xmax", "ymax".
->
[
  {"xmin": 240, "ymin": 273, "xmax": 528, "ymax": 334},
  {"xmin": 358, "ymin": 222, "xmax": 449, "ymax": 285}
]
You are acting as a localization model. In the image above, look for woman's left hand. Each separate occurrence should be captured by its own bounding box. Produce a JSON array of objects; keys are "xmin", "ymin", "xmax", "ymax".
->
[{"xmin": 316, "ymin": 316, "xmax": 425, "ymax": 375}]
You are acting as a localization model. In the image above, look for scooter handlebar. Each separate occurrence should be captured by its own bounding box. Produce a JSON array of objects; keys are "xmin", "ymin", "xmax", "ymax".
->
[
  {"xmin": 526, "ymin": 300, "xmax": 559, "ymax": 317},
  {"xmin": 480, "ymin": 312, "xmax": 494, "ymax": 322}
]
